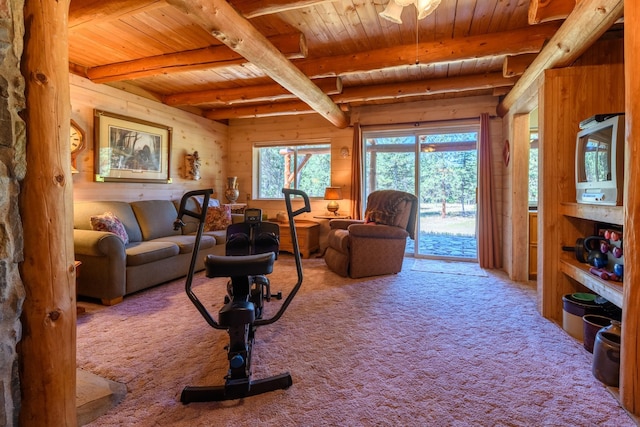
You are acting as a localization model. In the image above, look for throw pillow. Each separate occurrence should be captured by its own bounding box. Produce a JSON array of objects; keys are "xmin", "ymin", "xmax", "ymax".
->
[
  {"xmin": 204, "ymin": 205, "xmax": 232, "ymax": 231},
  {"xmin": 90, "ymin": 212, "xmax": 130, "ymax": 245}
]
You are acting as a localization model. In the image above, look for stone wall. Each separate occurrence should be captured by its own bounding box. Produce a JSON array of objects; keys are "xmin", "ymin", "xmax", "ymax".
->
[{"xmin": 0, "ymin": 0, "xmax": 25, "ymax": 425}]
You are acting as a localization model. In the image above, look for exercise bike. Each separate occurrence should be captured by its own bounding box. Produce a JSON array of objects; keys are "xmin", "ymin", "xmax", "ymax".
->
[{"xmin": 173, "ymin": 188, "xmax": 309, "ymax": 403}]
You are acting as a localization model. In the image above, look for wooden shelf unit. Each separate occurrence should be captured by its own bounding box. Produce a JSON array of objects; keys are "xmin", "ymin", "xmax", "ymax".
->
[
  {"xmin": 538, "ymin": 63, "xmax": 625, "ymax": 324},
  {"xmin": 559, "ymin": 202, "xmax": 624, "ymax": 225},
  {"xmin": 558, "ymin": 202, "xmax": 624, "ymax": 308},
  {"xmin": 537, "ymin": 60, "xmax": 640, "ymax": 415},
  {"xmin": 559, "ymin": 255, "xmax": 623, "ymax": 308}
]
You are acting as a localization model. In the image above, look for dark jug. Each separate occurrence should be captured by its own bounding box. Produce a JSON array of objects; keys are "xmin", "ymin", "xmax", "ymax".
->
[{"xmin": 592, "ymin": 330, "xmax": 621, "ymax": 387}]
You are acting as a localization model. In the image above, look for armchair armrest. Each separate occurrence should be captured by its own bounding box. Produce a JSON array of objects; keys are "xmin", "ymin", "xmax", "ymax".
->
[
  {"xmin": 347, "ymin": 223, "xmax": 409, "ymax": 240},
  {"xmin": 329, "ymin": 219, "xmax": 365, "ymax": 230}
]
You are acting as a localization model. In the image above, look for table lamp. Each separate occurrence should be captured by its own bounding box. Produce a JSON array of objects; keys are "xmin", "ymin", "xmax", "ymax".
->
[{"xmin": 324, "ymin": 186, "xmax": 342, "ymax": 215}]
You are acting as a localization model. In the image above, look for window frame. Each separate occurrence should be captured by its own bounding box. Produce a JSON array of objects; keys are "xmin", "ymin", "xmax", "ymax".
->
[{"xmin": 252, "ymin": 139, "xmax": 332, "ymax": 200}]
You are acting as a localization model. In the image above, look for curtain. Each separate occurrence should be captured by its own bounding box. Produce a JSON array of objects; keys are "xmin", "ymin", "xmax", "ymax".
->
[
  {"xmin": 477, "ymin": 113, "xmax": 501, "ymax": 268},
  {"xmin": 350, "ymin": 123, "xmax": 363, "ymax": 220}
]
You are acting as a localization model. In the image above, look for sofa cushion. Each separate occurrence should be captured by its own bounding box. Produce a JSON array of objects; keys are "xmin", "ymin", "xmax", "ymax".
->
[
  {"xmin": 173, "ymin": 196, "xmax": 221, "ymax": 235},
  {"xmin": 203, "ymin": 230, "xmax": 228, "ymax": 245},
  {"xmin": 131, "ymin": 200, "xmax": 182, "ymax": 241},
  {"xmin": 125, "ymin": 241, "xmax": 180, "ymax": 266},
  {"xmin": 74, "ymin": 201, "xmax": 143, "ymax": 243},
  {"xmin": 204, "ymin": 205, "xmax": 232, "ymax": 231},
  {"xmin": 152, "ymin": 235, "xmax": 215, "ymax": 254},
  {"xmin": 90, "ymin": 212, "xmax": 130, "ymax": 244}
]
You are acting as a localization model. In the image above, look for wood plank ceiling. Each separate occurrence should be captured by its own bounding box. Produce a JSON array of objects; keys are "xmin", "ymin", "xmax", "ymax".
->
[{"xmin": 67, "ymin": 0, "xmax": 622, "ymax": 127}]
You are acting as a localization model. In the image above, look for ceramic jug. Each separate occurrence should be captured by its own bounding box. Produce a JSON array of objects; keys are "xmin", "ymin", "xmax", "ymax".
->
[{"xmin": 592, "ymin": 329, "xmax": 621, "ymax": 387}]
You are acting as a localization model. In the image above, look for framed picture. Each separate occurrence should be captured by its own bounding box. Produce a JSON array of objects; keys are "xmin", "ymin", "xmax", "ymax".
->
[{"xmin": 94, "ymin": 110, "xmax": 172, "ymax": 183}]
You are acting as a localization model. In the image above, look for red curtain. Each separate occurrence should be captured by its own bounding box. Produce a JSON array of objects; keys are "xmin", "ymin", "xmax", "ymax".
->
[
  {"xmin": 350, "ymin": 123, "xmax": 363, "ymax": 220},
  {"xmin": 477, "ymin": 113, "xmax": 501, "ymax": 268}
]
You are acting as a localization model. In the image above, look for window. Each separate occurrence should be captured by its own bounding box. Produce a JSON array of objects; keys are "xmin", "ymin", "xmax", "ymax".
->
[
  {"xmin": 255, "ymin": 142, "xmax": 331, "ymax": 199},
  {"xmin": 363, "ymin": 121, "xmax": 479, "ymax": 260}
]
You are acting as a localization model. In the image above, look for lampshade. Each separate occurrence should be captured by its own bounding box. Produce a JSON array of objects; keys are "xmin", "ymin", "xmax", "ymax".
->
[
  {"xmin": 379, "ymin": 0, "xmax": 404, "ymax": 24},
  {"xmin": 379, "ymin": 0, "xmax": 441, "ymax": 24},
  {"xmin": 324, "ymin": 187, "xmax": 342, "ymax": 215},
  {"xmin": 416, "ymin": 0, "xmax": 441, "ymax": 19},
  {"xmin": 324, "ymin": 187, "xmax": 342, "ymax": 200}
]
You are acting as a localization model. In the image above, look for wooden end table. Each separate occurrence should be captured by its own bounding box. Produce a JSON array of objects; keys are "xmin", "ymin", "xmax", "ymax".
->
[{"xmin": 274, "ymin": 220, "xmax": 320, "ymax": 258}]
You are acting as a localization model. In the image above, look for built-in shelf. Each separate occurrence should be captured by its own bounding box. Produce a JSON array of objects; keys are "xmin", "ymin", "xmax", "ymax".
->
[
  {"xmin": 560, "ymin": 202, "xmax": 624, "ymax": 225},
  {"xmin": 559, "ymin": 254, "xmax": 624, "ymax": 308}
]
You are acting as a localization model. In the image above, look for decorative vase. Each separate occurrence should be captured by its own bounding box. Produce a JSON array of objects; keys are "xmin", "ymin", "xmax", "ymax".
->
[{"xmin": 225, "ymin": 176, "xmax": 239, "ymax": 203}]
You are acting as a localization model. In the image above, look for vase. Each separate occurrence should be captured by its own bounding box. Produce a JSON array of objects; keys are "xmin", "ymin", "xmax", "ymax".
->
[{"xmin": 225, "ymin": 176, "xmax": 239, "ymax": 203}]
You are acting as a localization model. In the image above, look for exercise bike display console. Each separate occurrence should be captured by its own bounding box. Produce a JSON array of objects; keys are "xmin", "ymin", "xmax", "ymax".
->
[{"xmin": 173, "ymin": 188, "xmax": 310, "ymax": 403}]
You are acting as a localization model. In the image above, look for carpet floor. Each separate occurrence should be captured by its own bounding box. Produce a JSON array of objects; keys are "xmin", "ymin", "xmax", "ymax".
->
[{"xmin": 77, "ymin": 256, "xmax": 635, "ymax": 426}]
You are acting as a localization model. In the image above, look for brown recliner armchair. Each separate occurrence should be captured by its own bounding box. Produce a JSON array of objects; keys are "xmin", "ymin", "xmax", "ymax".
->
[{"xmin": 324, "ymin": 190, "xmax": 418, "ymax": 278}]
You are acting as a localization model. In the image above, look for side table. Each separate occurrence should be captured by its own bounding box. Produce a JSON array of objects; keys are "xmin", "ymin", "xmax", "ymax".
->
[{"xmin": 274, "ymin": 220, "xmax": 320, "ymax": 258}]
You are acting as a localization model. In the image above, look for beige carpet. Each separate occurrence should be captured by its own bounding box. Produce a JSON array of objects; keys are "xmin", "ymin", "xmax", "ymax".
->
[{"xmin": 77, "ymin": 256, "xmax": 634, "ymax": 426}]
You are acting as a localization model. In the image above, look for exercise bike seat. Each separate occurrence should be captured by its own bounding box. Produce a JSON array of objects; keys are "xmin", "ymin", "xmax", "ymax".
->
[{"xmin": 205, "ymin": 252, "xmax": 276, "ymax": 278}]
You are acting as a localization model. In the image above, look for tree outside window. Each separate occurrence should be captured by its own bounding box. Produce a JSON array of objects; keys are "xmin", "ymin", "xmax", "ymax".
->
[{"xmin": 256, "ymin": 143, "xmax": 331, "ymax": 199}]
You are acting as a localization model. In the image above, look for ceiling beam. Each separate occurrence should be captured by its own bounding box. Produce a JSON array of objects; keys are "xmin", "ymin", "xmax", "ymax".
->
[
  {"xmin": 232, "ymin": 0, "xmax": 339, "ymax": 19},
  {"xmin": 502, "ymin": 54, "xmax": 538, "ymax": 78},
  {"xmin": 204, "ymin": 72, "xmax": 514, "ymax": 120},
  {"xmin": 164, "ymin": 0, "xmax": 348, "ymax": 128},
  {"xmin": 78, "ymin": 21, "xmax": 561, "ymax": 84},
  {"xmin": 529, "ymin": 0, "xmax": 579, "ymax": 24},
  {"xmin": 498, "ymin": 0, "xmax": 624, "ymax": 116},
  {"xmin": 333, "ymin": 73, "xmax": 514, "ymax": 103},
  {"xmin": 85, "ymin": 33, "xmax": 307, "ymax": 83},
  {"xmin": 205, "ymin": 100, "xmax": 318, "ymax": 119},
  {"xmin": 294, "ymin": 22, "xmax": 561, "ymax": 78},
  {"xmin": 164, "ymin": 76, "xmax": 342, "ymax": 106}
]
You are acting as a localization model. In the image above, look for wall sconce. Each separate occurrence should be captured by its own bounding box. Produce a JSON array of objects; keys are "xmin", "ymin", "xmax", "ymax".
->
[
  {"xmin": 185, "ymin": 151, "xmax": 201, "ymax": 180},
  {"xmin": 340, "ymin": 146, "xmax": 350, "ymax": 158},
  {"xmin": 324, "ymin": 186, "xmax": 343, "ymax": 215}
]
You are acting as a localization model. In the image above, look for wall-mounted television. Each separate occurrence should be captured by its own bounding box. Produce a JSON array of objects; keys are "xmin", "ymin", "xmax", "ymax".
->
[{"xmin": 575, "ymin": 113, "xmax": 625, "ymax": 206}]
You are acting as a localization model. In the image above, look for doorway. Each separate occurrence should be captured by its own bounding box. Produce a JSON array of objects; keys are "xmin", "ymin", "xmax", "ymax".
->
[{"xmin": 363, "ymin": 121, "xmax": 479, "ymax": 261}]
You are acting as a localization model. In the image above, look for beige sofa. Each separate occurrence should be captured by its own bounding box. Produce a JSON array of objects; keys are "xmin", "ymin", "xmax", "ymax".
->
[{"xmin": 73, "ymin": 197, "xmax": 241, "ymax": 305}]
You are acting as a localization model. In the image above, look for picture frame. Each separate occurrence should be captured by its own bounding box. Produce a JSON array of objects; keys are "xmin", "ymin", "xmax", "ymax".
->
[{"xmin": 94, "ymin": 110, "xmax": 172, "ymax": 183}]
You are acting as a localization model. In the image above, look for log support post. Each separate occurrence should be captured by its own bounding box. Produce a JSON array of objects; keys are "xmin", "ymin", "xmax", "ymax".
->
[{"xmin": 19, "ymin": 0, "xmax": 76, "ymax": 425}]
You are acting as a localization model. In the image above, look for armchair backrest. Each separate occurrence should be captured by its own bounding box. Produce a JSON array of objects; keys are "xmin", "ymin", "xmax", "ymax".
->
[{"xmin": 364, "ymin": 190, "xmax": 418, "ymax": 239}]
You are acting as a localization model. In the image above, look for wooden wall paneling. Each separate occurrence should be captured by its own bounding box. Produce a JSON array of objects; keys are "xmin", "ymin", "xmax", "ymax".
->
[
  {"xmin": 622, "ymin": 1, "xmax": 640, "ymax": 415},
  {"xmin": 501, "ymin": 114, "xmax": 514, "ymax": 277},
  {"xmin": 228, "ymin": 114, "xmax": 352, "ymax": 219},
  {"xmin": 70, "ymin": 74, "xmax": 228, "ymax": 202},
  {"xmin": 510, "ymin": 113, "xmax": 531, "ymax": 282}
]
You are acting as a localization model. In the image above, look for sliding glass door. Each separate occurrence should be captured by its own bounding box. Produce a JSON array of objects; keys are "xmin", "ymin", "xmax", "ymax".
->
[{"xmin": 363, "ymin": 122, "xmax": 479, "ymax": 261}]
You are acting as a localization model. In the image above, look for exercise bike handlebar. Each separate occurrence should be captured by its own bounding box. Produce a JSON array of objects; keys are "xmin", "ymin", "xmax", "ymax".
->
[
  {"xmin": 177, "ymin": 188, "xmax": 309, "ymax": 330},
  {"xmin": 254, "ymin": 188, "xmax": 310, "ymax": 326}
]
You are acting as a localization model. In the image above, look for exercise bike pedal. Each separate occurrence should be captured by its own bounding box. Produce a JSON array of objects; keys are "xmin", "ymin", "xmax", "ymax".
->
[{"xmin": 263, "ymin": 289, "xmax": 282, "ymax": 302}]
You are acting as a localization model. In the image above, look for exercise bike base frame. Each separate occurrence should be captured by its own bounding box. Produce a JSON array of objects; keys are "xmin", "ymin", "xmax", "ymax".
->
[{"xmin": 180, "ymin": 372, "xmax": 293, "ymax": 403}]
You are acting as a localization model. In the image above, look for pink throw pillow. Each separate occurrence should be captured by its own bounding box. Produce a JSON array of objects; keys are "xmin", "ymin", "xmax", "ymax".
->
[
  {"xmin": 204, "ymin": 205, "xmax": 232, "ymax": 231},
  {"xmin": 90, "ymin": 212, "xmax": 129, "ymax": 244}
]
